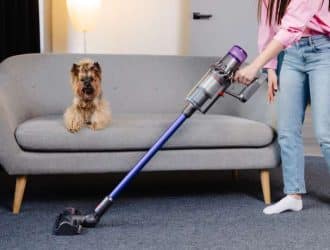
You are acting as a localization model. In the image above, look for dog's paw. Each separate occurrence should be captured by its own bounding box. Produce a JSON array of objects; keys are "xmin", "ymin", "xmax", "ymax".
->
[
  {"xmin": 89, "ymin": 111, "xmax": 111, "ymax": 131},
  {"xmin": 89, "ymin": 122, "xmax": 105, "ymax": 131},
  {"xmin": 67, "ymin": 120, "xmax": 83, "ymax": 133},
  {"xmin": 68, "ymin": 127, "xmax": 81, "ymax": 133},
  {"xmin": 64, "ymin": 106, "xmax": 84, "ymax": 133}
]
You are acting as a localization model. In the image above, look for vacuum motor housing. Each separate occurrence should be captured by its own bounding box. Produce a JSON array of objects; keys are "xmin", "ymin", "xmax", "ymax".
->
[{"xmin": 183, "ymin": 45, "xmax": 247, "ymax": 117}]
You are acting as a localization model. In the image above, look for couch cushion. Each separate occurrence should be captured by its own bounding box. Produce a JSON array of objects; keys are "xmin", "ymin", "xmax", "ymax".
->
[{"xmin": 15, "ymin": 114, "xmax": 274, "ymax": 152}]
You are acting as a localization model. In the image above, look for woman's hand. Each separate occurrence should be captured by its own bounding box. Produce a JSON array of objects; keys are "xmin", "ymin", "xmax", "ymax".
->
[
  {"xmin": 234, "ymin": 64, "xmax": 259, "ymax": 85},
  {"xmin": 267, "ymin": 69, "xmax": 278, "ymax": 103},
  {"xmin": 234, "ymin": 39, "xmax": 284, "ymax": 85}
]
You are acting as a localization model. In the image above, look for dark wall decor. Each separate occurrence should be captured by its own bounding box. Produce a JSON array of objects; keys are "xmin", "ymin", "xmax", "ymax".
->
[{"xmin": 0, "ymin": 0, "xmax": 40, "ymax": 62}]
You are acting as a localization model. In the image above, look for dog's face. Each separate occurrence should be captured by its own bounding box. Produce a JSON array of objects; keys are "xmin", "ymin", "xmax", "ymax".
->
[{"xmin": 70, "ymin": 59, "xmax": 102, "ymax": 102}]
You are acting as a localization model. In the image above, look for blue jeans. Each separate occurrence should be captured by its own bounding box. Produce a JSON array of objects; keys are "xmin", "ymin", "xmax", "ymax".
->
[{"xmin": 277, "ymin": 35, "xmax": 330, "ymax": 194}]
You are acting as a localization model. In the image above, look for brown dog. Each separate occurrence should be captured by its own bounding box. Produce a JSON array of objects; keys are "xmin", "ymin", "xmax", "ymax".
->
[{"xmin": 64, "ymin": 59, "xmax": 111, "ymax": 133}]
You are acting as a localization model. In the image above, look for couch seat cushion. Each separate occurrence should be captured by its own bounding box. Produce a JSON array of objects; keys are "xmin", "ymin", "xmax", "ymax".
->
[{"xmin": 15, "ymin": 114, "xmax": 274, "ymax": 152}]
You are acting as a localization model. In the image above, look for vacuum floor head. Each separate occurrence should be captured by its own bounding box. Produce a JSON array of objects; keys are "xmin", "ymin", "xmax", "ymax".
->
[
  {"xmin": 53, "ymin": 208, "xmax": 84, "ymax": 235},
  {"xmin": 53, "ymin": 208, "xmax": 100, "ymax": 235}
]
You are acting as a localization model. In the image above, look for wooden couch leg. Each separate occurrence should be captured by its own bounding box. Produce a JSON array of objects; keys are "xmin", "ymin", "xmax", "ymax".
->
[
  {"xmin": 260, "ymin": 170, "xmax": 271, "ymax": 205},
  {"xmin": 13, "ymin": 176, "xmax": 27, "ymax": 214}
]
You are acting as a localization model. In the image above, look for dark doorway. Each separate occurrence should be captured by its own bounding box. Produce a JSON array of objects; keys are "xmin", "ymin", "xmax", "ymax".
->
[{"xmin": 0, "ymin": 0, "xmax": 40, "ymax": 62}]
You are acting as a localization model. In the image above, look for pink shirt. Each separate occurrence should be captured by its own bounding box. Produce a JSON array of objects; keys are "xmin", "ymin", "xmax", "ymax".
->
[{"xmin": 258, "ymin": 0, "xmax": 330, "ymax": 69}]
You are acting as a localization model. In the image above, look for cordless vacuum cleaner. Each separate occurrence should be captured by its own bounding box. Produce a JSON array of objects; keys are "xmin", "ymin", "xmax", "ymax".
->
[{"xmin": 53, "ymin": 45, "xmax": 266, "ymax": 235}]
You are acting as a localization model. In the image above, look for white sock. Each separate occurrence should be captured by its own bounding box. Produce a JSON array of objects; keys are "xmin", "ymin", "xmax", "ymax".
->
[{"xmin": 263, "ymin": 195, "xmax": 303, "ymax": 215}]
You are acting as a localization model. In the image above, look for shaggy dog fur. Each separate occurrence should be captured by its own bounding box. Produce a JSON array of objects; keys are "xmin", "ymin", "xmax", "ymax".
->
[{"xmin": 64, "ymin": 59, "xmax": 111, "ymax": 133}]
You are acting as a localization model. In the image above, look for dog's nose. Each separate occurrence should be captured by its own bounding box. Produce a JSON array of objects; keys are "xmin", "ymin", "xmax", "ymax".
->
[
  {"xmin": 82, "ymin": 77, "xmax": 92, "ymax": 86},
  {"xmin": 81, "ymin": 77, "xmax": 94, "ymax": 96}
]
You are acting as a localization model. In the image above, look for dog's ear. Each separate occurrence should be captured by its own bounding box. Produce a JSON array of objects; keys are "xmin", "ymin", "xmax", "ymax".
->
[
  {"xmin": 93, "ymin": 62, "xmax": 102, "ymax": 74},
  {"xmin": 71, "ymin": 63, "xmax": 79, "ymax": 76}
]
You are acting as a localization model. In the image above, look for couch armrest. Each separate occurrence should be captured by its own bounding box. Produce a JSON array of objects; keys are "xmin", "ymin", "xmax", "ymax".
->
[{"xmin": 0, "ymin": 74, "xmax": 31, "ymax": 173}]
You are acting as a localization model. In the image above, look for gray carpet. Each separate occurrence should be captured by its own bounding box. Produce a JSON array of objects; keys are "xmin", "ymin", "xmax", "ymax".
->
[{"xmin": 0, "ymin": 156, "xmax": 330, "ymax": 250}]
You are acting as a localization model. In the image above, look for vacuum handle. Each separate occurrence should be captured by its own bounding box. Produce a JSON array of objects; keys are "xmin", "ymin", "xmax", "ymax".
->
[{"xmin": 226, "ymin": 73, "xmax": 267, "ymax": 103}]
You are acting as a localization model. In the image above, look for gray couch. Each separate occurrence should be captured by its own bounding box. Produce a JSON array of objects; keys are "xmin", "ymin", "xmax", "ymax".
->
[{"xmin": 0, "ymin": 54, "xmax": 280, "ymax": 213}]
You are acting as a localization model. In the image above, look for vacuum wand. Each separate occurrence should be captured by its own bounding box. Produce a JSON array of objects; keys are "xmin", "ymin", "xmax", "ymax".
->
[{"xmin": 53, "ymin": 45, "xmax": 265, "ymax": 236}]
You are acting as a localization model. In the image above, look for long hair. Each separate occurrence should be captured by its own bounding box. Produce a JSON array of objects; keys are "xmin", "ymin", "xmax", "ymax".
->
[{"xmin": 258, "ymin": 0, "xmax": 330, "ymax": 25}]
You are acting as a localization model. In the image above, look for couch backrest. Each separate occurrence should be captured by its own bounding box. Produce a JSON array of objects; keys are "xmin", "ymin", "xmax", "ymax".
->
[{"xmin": 0, "ymin": 53, "xmax": 242, "ymax": 117}]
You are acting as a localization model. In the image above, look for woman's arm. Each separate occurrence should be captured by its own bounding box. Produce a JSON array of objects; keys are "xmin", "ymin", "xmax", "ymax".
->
[{"xmin": 235, "ymin": 0, "xmax": 324, "ymax": 84}]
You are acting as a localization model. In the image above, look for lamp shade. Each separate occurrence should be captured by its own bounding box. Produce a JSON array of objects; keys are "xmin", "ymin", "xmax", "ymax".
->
[{"xmin": 66, "ymin": 0, "xmax": 102, "ymax": 32}]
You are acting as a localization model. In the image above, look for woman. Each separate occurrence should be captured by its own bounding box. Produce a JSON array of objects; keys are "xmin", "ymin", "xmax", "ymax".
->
[{"xmin": 234, "ymin": 0, "xmax": 330, "ymax": 214}]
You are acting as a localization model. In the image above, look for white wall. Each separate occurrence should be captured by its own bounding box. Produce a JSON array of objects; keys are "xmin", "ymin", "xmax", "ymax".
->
[
  {"xmin": 52, "ymin": 0, "xmax": 190, "ymax": 55},
  {"xmin": 189, "ymin": 0, "xmax": 258, "ymax": 58}
]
